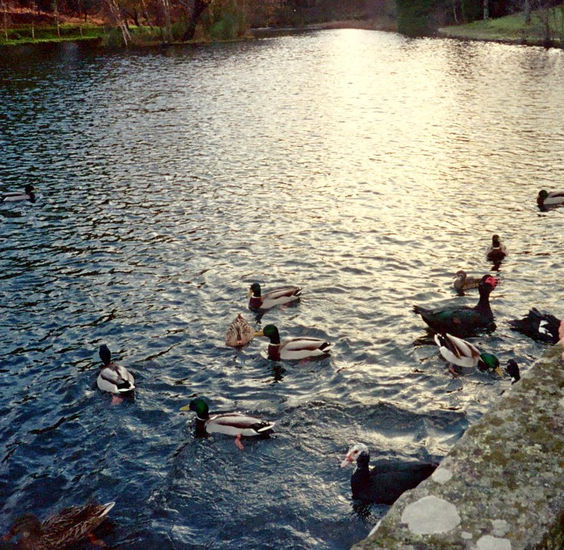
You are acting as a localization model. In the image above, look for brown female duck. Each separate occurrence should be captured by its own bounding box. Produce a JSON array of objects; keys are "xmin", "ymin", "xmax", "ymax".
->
[{"xmin": 4, "ymin": 501, "xmax": 115, "ymax": 549}]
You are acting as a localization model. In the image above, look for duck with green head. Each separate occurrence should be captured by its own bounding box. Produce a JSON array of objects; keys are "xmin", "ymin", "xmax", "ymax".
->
[
  {"xmin": 248, "ymin": 282, "xmax": 302, "ymax": 311},
  {"xmin": 434, "ymin": 332, "xmax": 501, "ymax": 377},
  {"xmin": 254, "ymin": 324, "xmax": 332, "ymax": 361},
  {"xmin": 537, "ymin": 189, "xmax": 564, "ymax": 211},
  {"xmin": 180, "ymin": 397, "xmax": 275, "ymax": 450}
]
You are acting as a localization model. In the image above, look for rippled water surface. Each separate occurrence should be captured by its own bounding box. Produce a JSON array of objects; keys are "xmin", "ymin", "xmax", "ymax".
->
[{"xmin": 1, "ymin": 30, "xmax": 563, "ymax": 549}]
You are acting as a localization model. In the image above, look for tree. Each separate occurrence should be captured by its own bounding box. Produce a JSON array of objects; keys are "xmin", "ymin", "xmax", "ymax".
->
[
  {"xmin": 178, "ymin": 0, "xmax": 211, "ymax": 40},
  {"xmin": 105, "ymin": 0, "xmax": 131, "ymax": 44}
]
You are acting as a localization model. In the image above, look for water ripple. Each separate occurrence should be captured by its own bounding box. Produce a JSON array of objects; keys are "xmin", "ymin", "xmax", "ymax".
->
[{"xmin": 1, "ymin": 30, "xmax": 563, "ymax": 549}]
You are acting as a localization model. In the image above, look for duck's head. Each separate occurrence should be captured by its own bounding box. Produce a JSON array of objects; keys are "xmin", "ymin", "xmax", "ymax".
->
[
  {"xmin": 248, "ymin": 282, "xmax": 261, "ymax": 297},
  {"xmin": 99, "ymin": 345, "xmax": 112, "ymax": 366},
  {"xmin": 478, "ymin": 352, "xmax": 502, "ymax": 376},
  {"xmin": 24, "ymin": 184, "xmax": 34, "ymax": 195},
  {"xmin": 254, "ymin": 324, "xmax": 280, "ymax": 343},
  {"xmin": 479, "ymin": 275, "xmax": 499, "ymax": 293},
  {"xmin": 4, "ymin": 514, "xmax": 41, "ymax": 542},
  {"xmin": 454, "ymin": 270, "xmax": 467, "ymax": 279},
  {"xmin": 537, "ymin": 190, "xmax": 548, "ymax": 206},
  {"xmin": 180, "ymin": 397, "xmax": 209, "ymax": 419},
  {"xmin": 491, "ymin": 234, "xmax": 501, "ymax": 247},
  {"xmin": 505, "ymin": 359, "xmax": 520, "ymax": 383},
  {"xmin": 340, "ymin": 443, "xmax": 370, "ymax": 468}
]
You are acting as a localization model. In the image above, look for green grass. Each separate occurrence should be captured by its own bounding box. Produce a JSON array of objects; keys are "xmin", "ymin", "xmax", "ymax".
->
[
  {"xmin": 0, "ymin": 23, "xmax": 104, "ymax": 46},
  {"xmin": 438, "ymin": 6, "xmax": 564, "ymax": 45}
]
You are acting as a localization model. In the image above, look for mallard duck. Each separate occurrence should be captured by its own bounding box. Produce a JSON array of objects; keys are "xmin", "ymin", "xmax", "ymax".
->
[
  {"xmin": 433, "ymin": 333, "xmax": 501, "ymax": 376},
  {"xmin": 537, "ymin": 189, "xmax": 564, "ymax": 211},
  {"xmin": 225, "ymin": 314, "xmax": 254, "ymax": 347},
  {"xmin": 508, "ymin": 308, "xmax": 561, "ymax": 344},
  {"xmin": 1, "ymin": 184, "xmax": 35, "ymax": 203},
  {"xmin": 453, "ymin": 270, "xmax": 481, "ymax": 293},
  {"xmin": 180, "ymin": 397, "xmax": 275, "ymax": 450},
  {"xmin": 340, "ymin": 443, "xmax": 437, "ymax": 505},
  {"xmin": 248, "ymin": 282, "xmax": 302, "ymax": 311},
  {"xmin": 486, "ymin": 234, "xmax": 507, "ymax": 265},
  {"xmin": 413, "ymin": 275, "xmax": 498, "ymax": 337},
  {"xmin": 254, "ymin": 324, "xmax": 331, "ymax": 361},
  {"xmin": 3, "ymin": 501, "xmax": 115, "ymax": 549},
  {"xmin": 505, "ymin": 359, "xmax": 520, "ymax": 384},
  {"xmin": 97, "ymin": 344, "xmax": 135, "ymax": 395}
]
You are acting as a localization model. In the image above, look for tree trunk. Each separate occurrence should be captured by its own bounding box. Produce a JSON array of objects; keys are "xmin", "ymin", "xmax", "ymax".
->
[
  {"xmin": 105, "ymin": 0, "xmax": 132, "ymax": 45},
  {"xmin": 140, "ymin": 0, "xmax": 152, "ymax": 28},
  {"xmin": 54, "ymin": 0, "xmax": 61, "ymax": 37},
  {"xmin": 159, "ymin": 0, "xmax": 173, "ymax": 42},
  {"xmin": 483, "ymin": 0, "xmax": 488, "ymax": 20},
  {"xmin": 524, "ymin": 0, "xmax": 531, "ymax": 24},
  {"xmin": 180, "ymin": 0, "xmax": 209, "ymax": 41},
  {"xmin": 2, "ymin": 0, "xmax": 8, "ymax": 42}
]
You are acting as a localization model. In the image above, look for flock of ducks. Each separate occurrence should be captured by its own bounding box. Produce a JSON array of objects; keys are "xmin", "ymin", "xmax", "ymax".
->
[{"xmin": 2, "ymin": 187, "xmax": 563, "ymax": 548}]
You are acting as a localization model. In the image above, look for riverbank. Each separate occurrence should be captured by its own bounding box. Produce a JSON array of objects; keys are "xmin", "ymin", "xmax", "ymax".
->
[
  {"xmin": 437, "ymin": 8, "xmax": 563, "ymax": 47},
  {"xmin": 0, "ymin": 10, "xmax": 396, "ymax": 49}
]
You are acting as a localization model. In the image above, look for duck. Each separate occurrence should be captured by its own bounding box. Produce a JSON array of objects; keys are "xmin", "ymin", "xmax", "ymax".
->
[
  {"xmin": 3, "ymin": 501, "xmax": 115, "ymax": 549},
  {"xmin": 340, "ymin": 443, "xmax": 437, "ymax": 505},
  {"xmin": 433, "ymin": 332, "xmax": 501, "ymax": 376},
  {"xmin": 248, "ymin": 282, "xmax": 302, "ymax": 311},
  {"xmin": 96, "ymin": 344, "xmax": 135, "ymax": 395},
  {"xmin": 180, "ymin": 397, "xmax": 275, "ymax": 450},
  {"xmin": 413, "ymin": 275, "xmax": 499, "ymax": 337},
  {"xmin": 254, "ymin": 324, "xmax": 332, "ymax": 361},
  {"xmin": 508, "ymin": 308, "xmax": 561, "ymax": 344},
  {"xmin": 1, "ymin": 184, "xmax": 36, "ymax": 203},
  {"xmin": 486, "ymin": 234, "xmax": 507, "ymax": 265},
  {"xmin": 453, "ymin": 270, "xmax": 481, "ymax": 293},
  {"xmin": 225, "ymin": 314, "xmax": 254, "ymax": 347},
  {"xmin": 505, "ymin": 359, "xmax": 520, "ymax": 384},
  {"xmin": 537, "ymin": 189, "xmax": 564, "ymax": 211}
]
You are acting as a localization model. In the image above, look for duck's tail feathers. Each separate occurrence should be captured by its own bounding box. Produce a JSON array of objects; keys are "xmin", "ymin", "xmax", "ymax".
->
[
  {"xmin": 256, "ymin": 422, "xmax": 275, "ymax": 433},
  {"xmin": 413, "ymin": 305, "xmax": 428, "ymax": 316},
  {"xmin": 433, "ymin": 333, "xmax": 445, "ymax": 347},
  {"xmin": 99, "ymin": 502, "xmax": 116, "ymax": 517},
  {"xmin": 319, "ymin": 342, "xmax": 332, "ymax": 352}
]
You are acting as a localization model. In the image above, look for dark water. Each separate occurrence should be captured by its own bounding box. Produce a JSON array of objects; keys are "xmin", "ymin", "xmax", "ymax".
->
[{"xmin": 1, "ymin": 30, "xmax": 563, "ymax": 549}]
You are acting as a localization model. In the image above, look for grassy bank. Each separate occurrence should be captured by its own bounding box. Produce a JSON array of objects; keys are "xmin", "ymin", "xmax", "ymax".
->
[
  {"xmin": 0, "ymin": 23, "xmax": 105, "ymax": 46},
  {"xmin": 438, "ymin": 6, "xmax": 564, "ymax": 47},
  {"xmin": 0, "ymin": 14, "xmax": 397, "ymax": 49}
]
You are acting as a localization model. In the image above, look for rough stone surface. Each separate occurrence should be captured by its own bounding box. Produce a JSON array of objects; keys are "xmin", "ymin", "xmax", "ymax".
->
[
  {"xmin": 352, "ymin": 345, "xmax": 564, "ymax": 550},
  {"xmin": 476, "ymin": 534, "xmax": 511, "ymax": 550},
  {"xmin": 401, "ymin": 496, "xmax": 460, "ymax": 535}
]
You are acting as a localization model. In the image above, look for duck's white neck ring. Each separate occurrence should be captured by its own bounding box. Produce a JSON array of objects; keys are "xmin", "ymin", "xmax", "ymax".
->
[{"xmin": 196, "ymin": 415, "xmax": 207, "ymax": 422}]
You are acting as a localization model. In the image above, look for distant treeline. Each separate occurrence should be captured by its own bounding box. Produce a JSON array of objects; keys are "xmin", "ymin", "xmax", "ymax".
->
[
  {"xmin": 396, "ymin": 0, "xmax": 563, "ymax": 36},
  {"xmin": 3, "ymin": 0, "xmax": 561, "ymax": 45},
  {"xmin": 1, "ymin": 0, "xmax": 396, "ymax": 45}
]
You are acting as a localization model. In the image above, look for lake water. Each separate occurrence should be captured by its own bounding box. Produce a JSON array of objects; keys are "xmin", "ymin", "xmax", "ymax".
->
[{"xmin": 1, "ymin": 30, "xmax": 563, "ymax": 549}]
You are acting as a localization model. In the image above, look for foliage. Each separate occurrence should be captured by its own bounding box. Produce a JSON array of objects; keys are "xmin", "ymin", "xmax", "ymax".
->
[
  {"xmin": 396, "ymin": 0, "xmax": 436, "ymax": 36},
  {"xmin": 203, "ymin": 0, "xmax": 248, "ymax": 40},
  {"xmin": 100, "ymin": 25, "xmax": 123, "ymax": 45}
]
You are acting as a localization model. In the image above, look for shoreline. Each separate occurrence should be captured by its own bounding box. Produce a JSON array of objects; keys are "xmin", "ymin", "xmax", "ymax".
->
[
  {"xmin": 2, "ymin": 13, "xmax": 561, "ymax": 52},
  {"xmin": 0, "ymin": 16, "xmax": 397, "ymax": 51}
]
